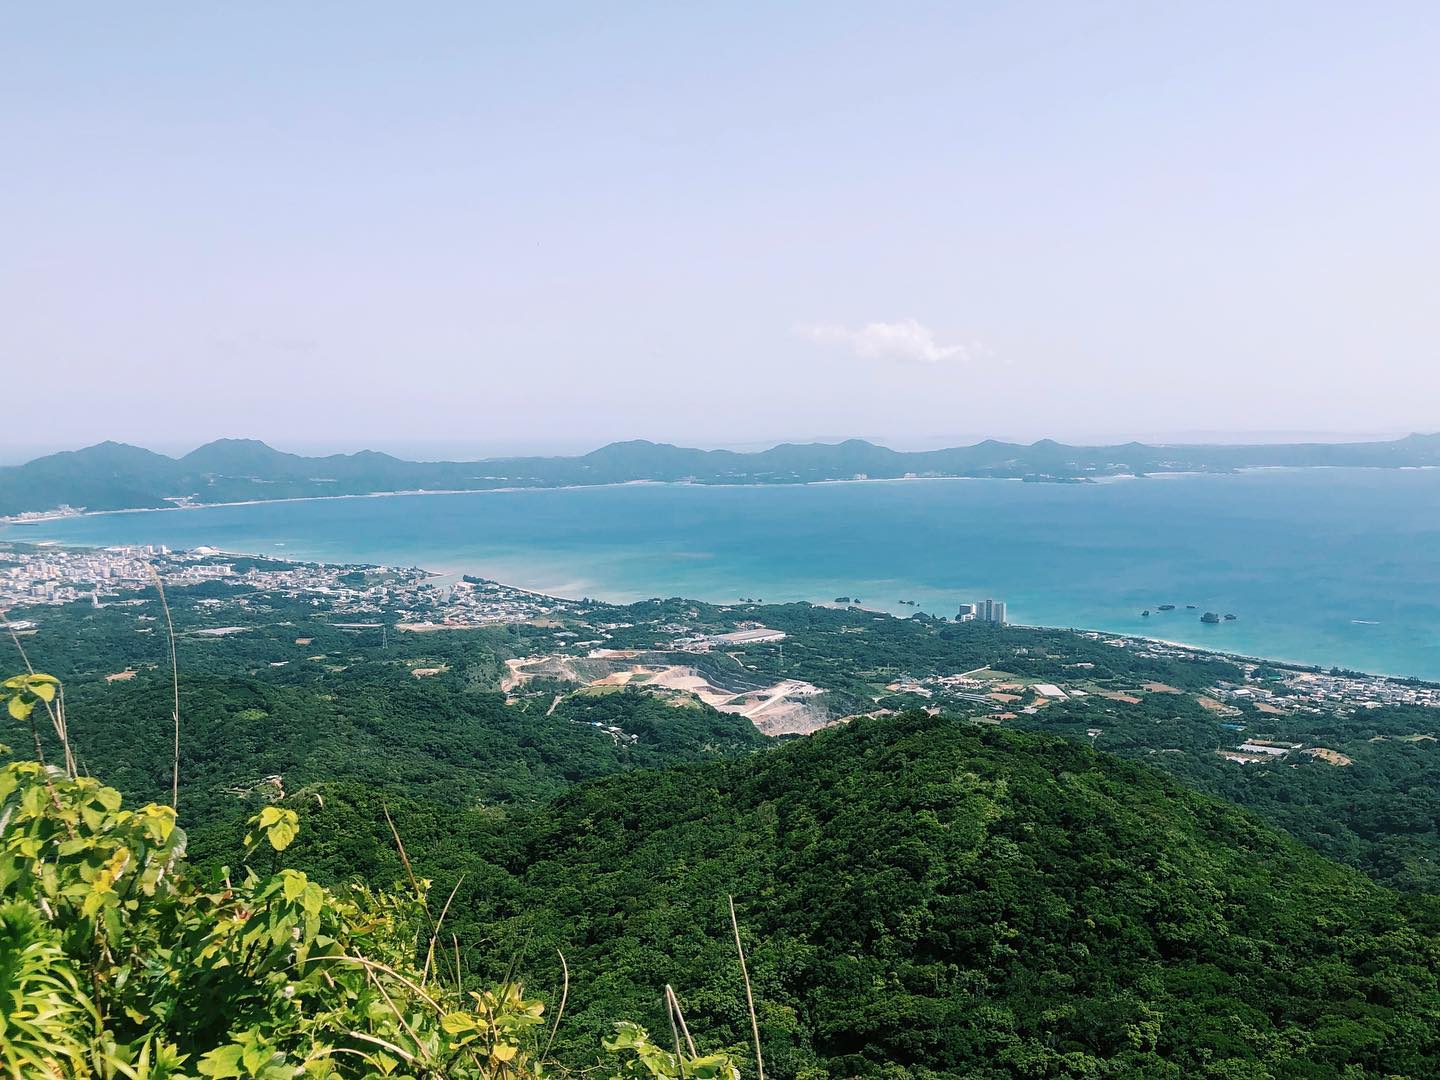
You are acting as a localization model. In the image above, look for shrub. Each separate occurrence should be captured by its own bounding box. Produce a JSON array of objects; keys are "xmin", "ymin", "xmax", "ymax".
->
[{"xmin": 0, "ymin": 748, "xmax": 736, "ymax": 1079}]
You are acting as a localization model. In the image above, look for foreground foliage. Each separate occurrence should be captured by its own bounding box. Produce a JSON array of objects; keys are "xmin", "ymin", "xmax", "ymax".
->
[
  {"xmin": 0, "ymin": 754, "xmax": 733, "ymax": 1079},
  {"xmin": 11, "ymin": 571, "xmax": 1440, "ymax": 1079}
]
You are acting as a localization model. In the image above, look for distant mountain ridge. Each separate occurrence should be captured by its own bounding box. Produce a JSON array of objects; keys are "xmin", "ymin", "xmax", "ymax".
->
[{"xmin": 2, "ymin": 432, "xmax": 1439, "ymax": 516}]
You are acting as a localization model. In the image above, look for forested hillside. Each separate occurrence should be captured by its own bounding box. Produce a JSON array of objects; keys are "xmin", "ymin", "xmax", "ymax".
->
[
  {"xmin": 6, "ymin": 431, "xmax": 1440, "ymax": 514},
  {"xmin": 305, "ymin": 713, "xmax": 1440, "ymax": 1077},
  {"xmin": 28, "ymin": 708, "xmax": 1440, "ymax": 1078},
  {"xmin": 13, "ymin": 576, "xmax": 1440, "ymax": 894},
  {"xmin": 6, "ymin": 581, "xmax": 767, "ymax": 866},
  {"xmin": 0, "ymin": 751, "xmax": 738, "ymax": 1080},
  {"xmin": 8, "ymin": 568, "xmax": 1440, "ymax": 1076}
]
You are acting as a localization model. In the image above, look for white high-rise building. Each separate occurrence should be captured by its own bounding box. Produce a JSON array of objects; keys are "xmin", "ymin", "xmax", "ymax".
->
[{"xmin": 975, "ymin": 599, "xmax": 1007, "ymax": 626}]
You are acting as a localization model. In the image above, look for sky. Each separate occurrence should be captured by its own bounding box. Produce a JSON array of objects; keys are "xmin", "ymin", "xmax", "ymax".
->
[{"xmin": 3, "ymin": 2, "xmax": 1439, "ymax": 460}]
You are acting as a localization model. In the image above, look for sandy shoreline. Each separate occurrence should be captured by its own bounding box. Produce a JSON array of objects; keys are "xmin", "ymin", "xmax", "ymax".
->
[
  {"xmin": 1, "ymin": 466, "xmax": 1361, "ymax": 526},
  {"xmin": 5, "ymin": 463, "xmax": 1438, "ymax": 527},
  {"xmin": 4, "ymin": 527, "xmax": 1428, "ymax": 682},
  {"xmin": 6, "ymin": 474, "xmax": 1436, "ymax": 684},
  {"xmin": 7, "ymin": 475, "xmax": 1033, "ymax": 524}
]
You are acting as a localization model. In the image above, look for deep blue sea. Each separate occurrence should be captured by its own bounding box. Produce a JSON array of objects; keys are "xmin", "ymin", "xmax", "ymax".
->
[{"xmin": 6, "ymin": 469, "xmax": 1440, "ymax": 679}]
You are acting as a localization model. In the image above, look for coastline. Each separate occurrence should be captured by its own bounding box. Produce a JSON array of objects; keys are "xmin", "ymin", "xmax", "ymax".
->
[
  {"xmin": 1, "ymin": 464, "xmax": 1391, "ymax": 525},
  {"xmin": 6, "ymin": 533, "xmax": 1430, "ymax": 687},
  {"xmin": 8, "ymin": 472, "xmax": 1438, "ymax": 683}
]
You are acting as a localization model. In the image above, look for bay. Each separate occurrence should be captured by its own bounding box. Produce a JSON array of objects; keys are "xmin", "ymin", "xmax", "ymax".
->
[{"xmin": 6, "ymin": 468, "xmax": 1440, "ymax": 679}]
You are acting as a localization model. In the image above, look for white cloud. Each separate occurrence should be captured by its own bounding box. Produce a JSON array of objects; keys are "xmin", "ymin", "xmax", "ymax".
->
[{"xmin": 797, "ymin": 319, "xmax": 981, "ymax": 365}]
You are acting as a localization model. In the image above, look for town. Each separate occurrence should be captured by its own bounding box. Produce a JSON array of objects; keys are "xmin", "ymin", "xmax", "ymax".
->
[
  {"xmin": 0, "ymin": 541, "xmax": 575, "ymax": 628},
  {"xmin": 4, "ymin": 541, "xmax": 1438, "ymax": 733}
]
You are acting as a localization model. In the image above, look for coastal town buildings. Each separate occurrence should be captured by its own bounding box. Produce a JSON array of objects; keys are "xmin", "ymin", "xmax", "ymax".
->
[
  {"xmin": 0, "ymin": 543, "xmax": 574, "ymax": 629},
  {"xmin": 957, "ymin": 600, "xmax": 1006, "ymax": 624}
]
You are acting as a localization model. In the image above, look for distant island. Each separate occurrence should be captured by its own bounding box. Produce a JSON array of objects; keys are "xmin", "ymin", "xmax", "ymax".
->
[{"xmin": 2, "ymin": 432, "xmax": 1439, "ymax": 518}]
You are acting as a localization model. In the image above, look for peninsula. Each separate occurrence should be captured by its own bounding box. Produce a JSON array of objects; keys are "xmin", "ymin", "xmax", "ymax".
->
[{"xmin": 3, "ymin": 432, "xmax": 1440, "ymax": 518}]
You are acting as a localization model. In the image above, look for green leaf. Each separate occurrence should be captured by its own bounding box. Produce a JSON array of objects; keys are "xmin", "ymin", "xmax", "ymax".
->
[
  {"xmin": 197, "ymin": 1044, "xmax": 245, "ymax": 1077},
  {"xmin": 301, "ymin": 881, "xmax": 325, "ymax": 916},
  {"xmin": 267, "ymin": 818, "xmax": 297, "ymax": 851},
  {"xmin": 442, "ymin": 1012, "xmax": 477, "ymax": 1034},
  {"xmin": 138, "ymin": 804, "xmax": 177, "ymax": 843},
  {"xmin": 282, "ymin": 871, "xmax": 308, "ymax": 902},
  {"xmin": 241, "ymin": 1043, "xmax": 271, "ymax": 1073},
  {"xmin": 256, "ymin": 807, "xmax": 299, "ymax": 851},
  {"xmin": 20, "ymin": 783, "xmax": 46, "ymax": 816}
]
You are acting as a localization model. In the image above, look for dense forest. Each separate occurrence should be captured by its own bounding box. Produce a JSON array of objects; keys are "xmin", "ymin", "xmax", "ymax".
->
[
  {"xmin": 439, "ymin": 712, "xmax": 1440, "ymax": 1077},
  {"xmin": 7, "ymin": 574, "xmax": 1440, "ymax": 1075},
  {"xmin": 13, "ymin": 584, "xmax": 1440, "ymax": 896},
  {"xmin": 0, "ymin": 748, "xmax": 734, "ymax": 1079},
  {"xmin": 8, "ymin": 703, "xmax": 1440, "ymax": 1077}
]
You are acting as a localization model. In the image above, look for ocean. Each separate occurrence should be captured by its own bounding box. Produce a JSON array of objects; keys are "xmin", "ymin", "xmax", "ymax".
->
[{"xmin": 6, "ymin": 468, "xmax": 1440, "ymax": 679}]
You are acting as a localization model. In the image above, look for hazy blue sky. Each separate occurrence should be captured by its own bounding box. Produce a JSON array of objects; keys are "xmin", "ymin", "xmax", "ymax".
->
[{"xmin": 4, "ymin": 2, "xmax": 1438, "ymax": 457}]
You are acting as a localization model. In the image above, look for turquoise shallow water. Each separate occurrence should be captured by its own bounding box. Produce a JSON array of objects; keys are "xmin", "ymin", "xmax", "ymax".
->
[{"xmin": 6, "ymin": 469, "xmax": 1440, "ymax": 679}]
